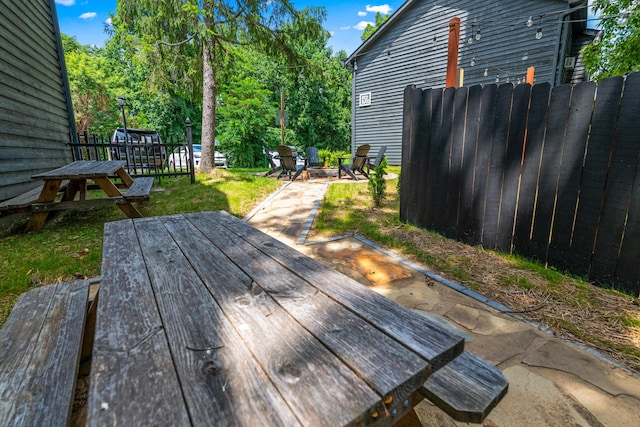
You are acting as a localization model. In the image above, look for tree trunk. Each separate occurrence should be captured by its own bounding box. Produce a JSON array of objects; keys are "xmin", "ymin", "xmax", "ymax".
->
[{"xmin": 200, "ymin": 37, "xmax": 217, "ymax": 172}]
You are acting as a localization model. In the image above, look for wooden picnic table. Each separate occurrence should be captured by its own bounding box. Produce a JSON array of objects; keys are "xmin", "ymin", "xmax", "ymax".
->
[
  {"xmin": 23, "ymin": 160, "xmax": 151, "ymax": 232},
  {"xmin": 86, "ymin": 211, "xmax": 505, "ymax": 425}
]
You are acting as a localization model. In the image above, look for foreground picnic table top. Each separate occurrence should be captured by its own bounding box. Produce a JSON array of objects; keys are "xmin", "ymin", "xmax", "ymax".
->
[{"xmin": 87, "ymin": 211, "xmax": 469, "ymax": 426}]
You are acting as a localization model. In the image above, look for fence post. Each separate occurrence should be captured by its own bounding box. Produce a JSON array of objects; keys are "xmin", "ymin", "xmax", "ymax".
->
[{"xmin": 186, "ymin": 118, "xmax": 195, "ymax": 184}]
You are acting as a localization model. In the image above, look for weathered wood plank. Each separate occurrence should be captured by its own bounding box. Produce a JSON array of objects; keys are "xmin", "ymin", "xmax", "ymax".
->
[
  {"xmin": 86, "ymin": 220, "xmax": 190, "ymax": 426},
  {"xmin": 0, "ymin": 280, "xmax": 89, "ymax": 427},
  {"xmin": 132, "ymin": 217, "xmax": 304, "ymax": 426},
  {"xmin": 420, "ymin": 351, "xmax": 508, "ymax": 424},
  {"xmin": 123, "ymin": 177, "xmax": 154, "ymax": 201},
  {"xmin": 208, "ymin": 211, "xmax": 464, "ymax": 370},
  {"xmin": 31, "ymin": 161, "xmax": 126, "ymax": 179},
  {"xmin": 175, "ymin": 214, "xmax": 431, "ymax": 420},
  {"xmin": 154, "ymin": 215, "xmax": 384, "ymax": 425}
]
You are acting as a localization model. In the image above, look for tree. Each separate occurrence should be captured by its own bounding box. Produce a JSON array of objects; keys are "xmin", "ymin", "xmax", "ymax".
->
[
  {"xmin": 583, "ymin": 1, "xmax": 640, "ymax": 79},
  {"xmin": 115, "ymin": 0, "xmax": 325, "ymax": 172},
  {"xmin": 62, "ymin": 35, "xmax": 122, "ymax": 133},
  {"xmin": 361, "ymin": 12, "xmax": 390, "ymax": 41}
]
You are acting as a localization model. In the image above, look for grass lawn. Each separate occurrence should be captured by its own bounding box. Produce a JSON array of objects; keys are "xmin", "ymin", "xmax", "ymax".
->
[{"xmin": 0, "ymin": 169, "xmax": 279, "ymax": 326}]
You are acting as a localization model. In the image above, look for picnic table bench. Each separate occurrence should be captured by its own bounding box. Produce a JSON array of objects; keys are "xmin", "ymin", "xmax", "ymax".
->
[
  {"xmin": 85, "ymin": 211, "xmax": 507, "ymax": 425},
  {"xmin": 0, "ymin": 160, "xmax": 154, "ymax": 231},
  {"xmin": 0, "ymin": 280, "xmax": 91, "ymax": 426}
]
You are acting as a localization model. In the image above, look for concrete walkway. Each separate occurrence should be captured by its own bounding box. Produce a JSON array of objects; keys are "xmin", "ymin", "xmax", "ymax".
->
[{"xmin": 245, "ymin": 178, "xmax": 640, "ymax": 427}]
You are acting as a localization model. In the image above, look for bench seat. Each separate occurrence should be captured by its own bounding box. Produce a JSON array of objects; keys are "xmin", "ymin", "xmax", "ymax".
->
[
  {"xmin": 0, "ymin": 180, "xmax": 69, "ymax": 215},
  {"xmin": 420, "ymin": 350, "xmax": 508, "ymax": 423},
  {"xmin": 123, "ymin": 176, "xmax": 154, "ymax": 201},
  {"xmin": 0, "ymin": 280, "xmax": 90, "ymax": 426}
]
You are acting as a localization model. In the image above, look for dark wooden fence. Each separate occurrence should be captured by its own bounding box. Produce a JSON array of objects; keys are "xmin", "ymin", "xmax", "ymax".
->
[{"xmin": 400, "ymin": 72, "xmax": 640, "ymax": 295}]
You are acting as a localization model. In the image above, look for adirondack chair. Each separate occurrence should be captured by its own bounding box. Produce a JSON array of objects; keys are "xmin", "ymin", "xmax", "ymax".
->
[
  {"xmin": 366, "ymin": 145, "xmax": 387, "ymax": 174},
  {"xmin": 263, "ymin": 146, "xmax": 281, "ymax": 177},
  {"xmin": 276, "ymin": 145, "xmax": 307, "ymax": 181},
  {"xmin": 338, "ymin": 144, "xmax": 371, "ymax": 180},
  {"xmin": 305, "ymin": 146, "xmax": 325, "ymax": 168}
]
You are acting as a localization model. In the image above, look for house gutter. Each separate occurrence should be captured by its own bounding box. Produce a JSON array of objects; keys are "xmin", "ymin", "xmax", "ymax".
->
[{"xmin": 552, "ymin": 0, "xmax": 588, "ymax": 86}]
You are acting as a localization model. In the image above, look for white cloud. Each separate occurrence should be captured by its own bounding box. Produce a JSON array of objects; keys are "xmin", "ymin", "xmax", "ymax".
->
[
  {"xmin": 79, "ymin": 12, "xmax": 96, "ymax": 19},
  {"xmin": 55, "ymin": 0, "xmax": 75, "ymax": 6},
  {"xmin": 366, "ymin": 4, "xmax": 393, "ymax": 15},
  {"xmin": 355, "ymin": 21, "xmax": 374, "ymax": 31},
  {"xmin": 358, "ymin": 11, "xmax": 367, "ymax": 17},
  {"xmin": 105, "ymin": 17, "xmax": 112, "ymax": 25},
  {"xmin": 340, "ymin": 25, "xmax": 351, "ymax": 30}
]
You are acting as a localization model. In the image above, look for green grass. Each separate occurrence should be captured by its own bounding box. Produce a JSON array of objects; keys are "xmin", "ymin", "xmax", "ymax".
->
[{"xmin": 0, "ymin": 169, "xmax": 279, "ymax": 326}]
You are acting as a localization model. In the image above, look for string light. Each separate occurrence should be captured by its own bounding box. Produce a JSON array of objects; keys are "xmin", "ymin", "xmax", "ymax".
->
[
  {"xmin": 475, "ymin": 29, "xmax": 481, "ymax": 40},
  {"xmin": 470, "ymin": 57, "xmax": 476, "ymax": 67},
  {"xmin": 535, "ymin": 26, "xmax": 543, "ymax": 39},
  {"xmin": 496, "ymin": 75, "xmax": 500, "ymax": 83},
  {"xmin": 484, "ymin": 68, "xmax": 488, "ymax": 77},
  {"xmin": 592, "ymin": 31, "xmax": 602, "ymax": 45},
  {"xmin": 526, "ymin": 16, "xmax": 534, "ymax": 27}
]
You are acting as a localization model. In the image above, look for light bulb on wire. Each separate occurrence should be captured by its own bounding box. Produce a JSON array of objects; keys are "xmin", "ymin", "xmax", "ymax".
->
[
  {"xmin": 470, "ymin": 57, "xmax": 476, "ymax": 67},
  {"xmin": 536, "ymin": 26, "xmax": 543, "ymax": 39},
  {"xmin": 475, "ymin": 29, "xmax": 481, "ymax": 40},
  {"xmin": 484, "ymin": 68, "xmax": 489, "ymax": 77},
  {"xmin": 526, "ymin": 16, "xmax": 534, "ymax": 27}
]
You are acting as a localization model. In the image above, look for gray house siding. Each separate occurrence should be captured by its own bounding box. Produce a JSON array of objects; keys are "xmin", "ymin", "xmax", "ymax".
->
[
  {"xmin": 348, "ymin": 0, "xmax": 586, "ymax": 165},
  {"xmin": 0, "ymin": 0, "xmax": 74, "ymax": 201}
]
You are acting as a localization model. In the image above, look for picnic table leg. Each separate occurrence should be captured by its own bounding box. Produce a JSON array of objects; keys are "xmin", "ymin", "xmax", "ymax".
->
[
  {"xmin": 93, "ymin": 177, "xmax": 142, "ymax": 218},
  {"xmin": 25, "ymin": 179, "xmax": 62, "ymax": 232},
  {"xmin": 114, "ymin": 167, "xmax": 134, "ymax": 187},
  {"xmin": 62, "ymin": 179, "xmax": 87, "ymax": 202}
]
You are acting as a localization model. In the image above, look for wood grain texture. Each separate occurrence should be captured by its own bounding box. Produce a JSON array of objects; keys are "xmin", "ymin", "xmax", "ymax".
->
[
  {"xmin": 420, "ymin": 351, "xmax": 508, "ymax": 424},
  {"xmin": 0, "ymin": 280, "xmax": 89, "ymax": 427},
  {"xmin": 123, "ymin": 177, "xmax": 154, "ymax": 201},
  {"xmin": 87, "ymin": 220, "xmax": 190, "ymax": 426}
]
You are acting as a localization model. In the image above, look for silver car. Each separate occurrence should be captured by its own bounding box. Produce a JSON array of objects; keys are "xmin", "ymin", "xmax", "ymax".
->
[{"xmin": 168, "ymin": 144, "xmax": 227, "ymax": 170}]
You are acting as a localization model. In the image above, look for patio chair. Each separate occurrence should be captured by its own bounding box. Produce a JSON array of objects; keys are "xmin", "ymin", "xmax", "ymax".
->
[
  {"xmin": 263, "ymin": 146, "xmax": 281, "ymax": 177},
  {"xmin": 338, "ymin": 144, "xmax": 371, "ymax": 180},
  {"xmin": 305, "ymin": 146, "xmax": 325, "ymax": 168},
  {"xmin": 366, "ymin": 145, "xmax": 387, "ymax": 174},
  {"xmin": 276, "ymin": 145, "xmax": 307, "ymax": 181}
]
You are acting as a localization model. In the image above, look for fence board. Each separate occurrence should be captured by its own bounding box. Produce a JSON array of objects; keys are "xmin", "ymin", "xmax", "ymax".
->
[
  {"xmin": 616, "ymin": 169, "xmax": 640, "ymax": 285},
  {"xmin": 400, "ymin": 86, "xmax": 422, "ymax": 224},
  {"xmin": 469, "ymin": 84, "xmax": 498, "ymax": 245},
  {"xmin": 457, "ymin": 85, "xmax": 482, "ymax": 243},
  {"xmin": 513, "ymin": 83, "xmax": 551, "ymax": 256},
  {"xmin": 424, "ymin": 89, "xmax": 444, "ymax": 229},
  {"xmin": 497, "ymin": 84, "xmax": 531, "ymax": 251},
  {"xmin": 482, "ymin": 84, "xmax": 513, "ymax": 249},
  {"xmin": 415, "ymin": 90, "xmax": 434, "ymax": 228},
  {"xmin": 445, "ymin": 87, "xmax": 469, "ymax": 238},
  {"xmin": 529, "ymin": 84, "xmax": 572, "ymax": 262},
  {"xmin": 433, "ymin": 88, "xmax": 456, "ymax": 232},
  {"xmin": 567, "ymin": 77, "xmax": 623, "ymax": 276},
  {"xmin": 548, "ymin": 81, "xmax": 596, "ymax": 269},
  {"xmin": 591, "ymin": 73, "xmax": 640, "ymax": 284}
]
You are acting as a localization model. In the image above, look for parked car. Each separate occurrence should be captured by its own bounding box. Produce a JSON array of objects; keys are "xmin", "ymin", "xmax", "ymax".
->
[
  {"xmin": 168, "ymin": 144, "xmax": 228, "ymax": 170},
  {"xmin": 110, "ymin": 128, "xmax": 166, "ymax": 168}
]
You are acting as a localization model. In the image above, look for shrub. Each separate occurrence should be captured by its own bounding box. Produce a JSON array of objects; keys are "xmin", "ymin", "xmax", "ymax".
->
[{"xmin": 368, "ymin": 157, "xmax": 387, "ymax": 207}]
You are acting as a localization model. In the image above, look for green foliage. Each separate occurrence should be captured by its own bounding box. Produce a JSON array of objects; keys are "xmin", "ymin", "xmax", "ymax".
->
[
  {"xmin": 318, "ymin": 149, "xmax": 350, "ymax": 167},
  {"xmin": 583, "ymin": 1, "xmax": 640, "ymax": 79},
  {"xmin": 368, "ymin": 157, "xmax": 387, "ymax": 207},
  {"xmin": 217, "ymin": 74, "xmax": 272, "ymax": 167},
  {"xmin": 361, "ymin": 12, "xmax": 390, "ymax": 41}
]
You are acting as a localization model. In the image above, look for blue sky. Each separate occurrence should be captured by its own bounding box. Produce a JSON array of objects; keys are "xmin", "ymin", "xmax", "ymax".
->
[{"xmin": 54, "ymin": 0, "xmax": 404, "ymax": 55}]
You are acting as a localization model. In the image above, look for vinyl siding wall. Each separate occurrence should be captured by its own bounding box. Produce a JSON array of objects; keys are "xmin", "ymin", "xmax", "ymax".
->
[
  {"xmin": 351, "ymin": 0, "xmax": 575, "ymax": 165},
  {"xmin": 0, "ymin": 0, "xmax": 74, "ymax": 200}
]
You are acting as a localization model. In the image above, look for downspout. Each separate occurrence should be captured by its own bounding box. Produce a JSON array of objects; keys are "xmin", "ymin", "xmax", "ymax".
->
[
  {"xmin": 552, "ymin": 0, "xmax": 587, "ymax": 86},
  {"xmin": 347, "ymin": 60, "xmax": 358, "ymax": 156}
]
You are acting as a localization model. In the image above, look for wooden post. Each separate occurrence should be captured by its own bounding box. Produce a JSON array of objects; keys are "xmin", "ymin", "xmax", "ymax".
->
[
  {"xmin": 526, "ymin": 67, "xmax": 535, "ymax": 85},
  {"xmin": 446, "ymin": 17, "xmax": 460, "ymax": 88},
  {"xmin": 280, "ymin": 92, "xmax": 285, "ymax": 146}
]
